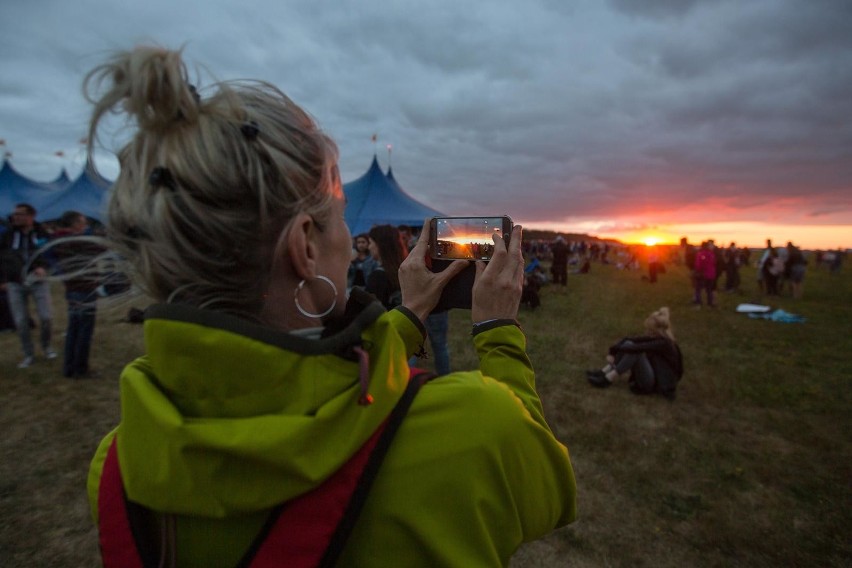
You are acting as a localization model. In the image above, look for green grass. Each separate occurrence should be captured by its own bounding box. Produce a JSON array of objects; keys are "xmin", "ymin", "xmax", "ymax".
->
[{"xmin": 1, "ymin": 260, "xmax": 850, "ymax": 566}]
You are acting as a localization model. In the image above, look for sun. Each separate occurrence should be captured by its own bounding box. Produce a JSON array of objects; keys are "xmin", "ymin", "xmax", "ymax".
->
[{"xmin": 642, "ymin": 236, "xmax": 661, "ymax": 247}]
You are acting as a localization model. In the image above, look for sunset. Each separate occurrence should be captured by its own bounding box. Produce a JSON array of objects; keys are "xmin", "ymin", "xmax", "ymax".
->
[{"xmin": 526, "ymin": 220, "xmax": 850, "ymax": 250}]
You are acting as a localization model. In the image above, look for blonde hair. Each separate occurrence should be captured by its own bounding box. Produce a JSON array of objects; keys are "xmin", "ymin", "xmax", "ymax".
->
[
  {"xmin": 84, "ymin": 45, "xmax": 338, "ymax": 317},
  {"xmin": 645, "ymin": 306, "xmax": 675, "ymax": 341}
]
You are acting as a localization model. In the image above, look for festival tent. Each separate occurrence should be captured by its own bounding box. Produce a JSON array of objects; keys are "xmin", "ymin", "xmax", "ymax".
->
[
  {"xmin": 343, "ymin": 156, "xmax": 443, "ymax": 235},
  {"xmin": 39, "ymin": 162, "xmax": 112, "ymax": 222},
  {"xmin": 0, "ymin": 160, "xmax": 76, "ymax": 219},
  {"xmin": 44, "ymin": 169, "xmax": 71, "ymax": 192},
  {"xmin": 0, "ymin": 159, "xmax": 63, "ymax": 218}
]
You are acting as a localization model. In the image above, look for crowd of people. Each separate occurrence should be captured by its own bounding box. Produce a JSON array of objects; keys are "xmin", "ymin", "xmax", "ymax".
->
[
  {"xmin": 677, "ymin": 237, "xmax": 824, "ymax": 305},
  {"xmin": 0, "ymin": 204, "xmax": 107, "ymax": 376},
  {"xmin": 344, "ymin": 223, "xmax": 454, "ymax": 377}
]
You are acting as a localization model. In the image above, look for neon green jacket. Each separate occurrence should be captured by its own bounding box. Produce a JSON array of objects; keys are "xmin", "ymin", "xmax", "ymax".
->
[{"xmin": 88, "ymin": 300, "xmax": 576, "ymax": 567}]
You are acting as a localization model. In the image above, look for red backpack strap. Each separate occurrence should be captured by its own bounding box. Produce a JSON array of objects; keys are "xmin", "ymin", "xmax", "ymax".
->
[
  {"xmin": 98, "ymin": 438, "xmax": 149, "ymax": 568},
  {"xmin": 318, "ymin": 371, "xmax": 431, "ymax": 567},
  {"xmin": 241, "ymin": 371, "xmax": 431, "ymax": 568}
]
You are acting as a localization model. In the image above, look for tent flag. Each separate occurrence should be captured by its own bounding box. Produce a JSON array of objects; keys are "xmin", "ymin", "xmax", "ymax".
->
[{"xmin": 342, "ymin": 157, "xmax": 443, "ymax": 235}]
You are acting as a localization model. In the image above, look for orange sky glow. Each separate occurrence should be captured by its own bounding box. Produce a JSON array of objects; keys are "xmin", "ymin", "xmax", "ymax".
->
[{"xmin": 523, "ymin": 219, "xmax": 851, "ymax": 251}]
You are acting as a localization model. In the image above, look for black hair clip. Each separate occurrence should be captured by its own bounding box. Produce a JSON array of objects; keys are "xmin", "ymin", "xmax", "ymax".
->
[
  {"xmin": 149, "ymin": 166, "xmax": 177, "ymax": 191},
  {"xmin": 188, "ymin": 84, "xmax": 201, "ymax": 104},
  {"xmin": 241, "ymin": 120, "xmax": 260, "ymax": 140}
]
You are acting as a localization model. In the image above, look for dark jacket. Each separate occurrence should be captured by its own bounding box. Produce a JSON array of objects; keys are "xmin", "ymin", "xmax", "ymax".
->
[
  {"xmin": 551, "ymin": 240, "xmax": 569, "ymax": 268},
  {"xmin": 51, "ymin": 229, "xmax": 105, "ymax": 294},
  {"xmin": 0, "ymin": 225, "xmax": 51, "ymax": 284},
  {"xmin": 609, "ymin": 335, "xmax": 683, "ymax": 397}
]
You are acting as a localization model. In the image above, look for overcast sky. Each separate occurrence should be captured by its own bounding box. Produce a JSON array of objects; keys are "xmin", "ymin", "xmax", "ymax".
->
[{"xmin": 2, "ymin": 0, "xmax": 851, "ymax": 246}]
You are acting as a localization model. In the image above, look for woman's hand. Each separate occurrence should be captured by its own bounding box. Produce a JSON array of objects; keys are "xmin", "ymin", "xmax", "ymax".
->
[
  {"xmin": 398, "ymin": 219, "xmax": 468, "ymax": 323},
  {"xmin": 471, "ymin": 225, "xmax": 524, "ymax": 323}
]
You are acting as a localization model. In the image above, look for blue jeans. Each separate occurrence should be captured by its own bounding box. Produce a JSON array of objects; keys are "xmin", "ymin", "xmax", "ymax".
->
[
  {"xmin": 409, "ymin": 311, "xmax": 451, "ymax": 376},
  {"xmin": 63, "ymin": 290, "xmax": 97, "ymax": 377},
  {"xmin": 693, "ymin": 276, "xmax": 715, "ymax": 306},
  {"xmin": 6, "ymin": 281, "xmax": 53, "ymax": 358},
  {"xmin": 613, "ymin": 341, "xmax": 655, "ymax": 393},
  {"xmin": 425, "ymin": 311, "xmax": 450, "ymax": 376}
]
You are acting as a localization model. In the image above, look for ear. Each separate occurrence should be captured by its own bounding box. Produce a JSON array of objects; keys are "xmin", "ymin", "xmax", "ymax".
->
[{"xmin": 286, "ymin": 212, "xmax": 321, "ymax": 281}]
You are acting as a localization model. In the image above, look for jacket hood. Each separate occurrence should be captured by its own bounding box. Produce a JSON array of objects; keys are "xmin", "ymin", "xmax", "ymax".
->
[{"xmin": 115, "ymin": 297, "xmax": 419, "ymax": 518}]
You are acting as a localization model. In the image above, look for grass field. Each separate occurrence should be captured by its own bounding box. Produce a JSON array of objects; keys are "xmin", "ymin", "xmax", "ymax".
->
[{"xmin": 1, "ymin": 259, "xmax": 850, "ymax": 567}]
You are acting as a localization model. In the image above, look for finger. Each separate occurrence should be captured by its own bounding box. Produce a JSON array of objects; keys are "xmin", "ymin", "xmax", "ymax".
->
[
  {"xmin": 487, "ymin": 231, "xmax": 508, "ymax": 268},
  {"xmin": 508, "ymin": 225, "xmax": 523, "ymax": 256},
  {"xmin": 474, "ymin": 260, "xmax": 487, "ymax": 280}
]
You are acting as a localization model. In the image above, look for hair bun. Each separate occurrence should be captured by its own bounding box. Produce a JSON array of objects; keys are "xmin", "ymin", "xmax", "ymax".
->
[{"xmin": 86, "ymin": 46, "xmax": 200, "ymax": 132}]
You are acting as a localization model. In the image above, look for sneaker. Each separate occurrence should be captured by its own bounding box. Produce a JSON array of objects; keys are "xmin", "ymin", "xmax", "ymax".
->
[
  {"xmin": 586, "ymin": 369, "xmax": 612, "ymax": 388},
  {"xmin": 18, "ymin": 356, "xmax": 35, "ymax": 369},
  {"xmin": 45, "ymin": 349, "xmax": 58, "ymax": 360}
]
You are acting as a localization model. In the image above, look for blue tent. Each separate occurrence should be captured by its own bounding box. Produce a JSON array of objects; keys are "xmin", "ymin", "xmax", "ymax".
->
[
  {"xmin": 44, "ymin": 169, "xmax": 72, "ymax": 191},
  {"xmin": 39, "ymin": 162, "xmax": 112, "ymax": 222},
  {"xmin": 0, "ymin": 159, "xmax": 67, "ymax": 218},
  {"xmin": 343, "ymin": 157, "xmax": 443, "ymax": 235}
]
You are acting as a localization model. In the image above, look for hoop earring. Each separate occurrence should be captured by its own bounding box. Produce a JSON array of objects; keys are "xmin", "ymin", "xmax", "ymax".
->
[{"xmin": 294, "ymin": 275, "xmax": 338, "ymax": 319}]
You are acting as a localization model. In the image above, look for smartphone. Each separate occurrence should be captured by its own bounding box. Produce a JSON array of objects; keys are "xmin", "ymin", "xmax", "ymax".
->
[{"xmin": 429, "ymin": 216, "xmax": 513, "ymax": 261}]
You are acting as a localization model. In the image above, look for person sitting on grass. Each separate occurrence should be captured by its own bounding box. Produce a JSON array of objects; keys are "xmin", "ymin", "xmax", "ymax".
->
[{"xmin": 586, "ymin": 307, "xmax": 683, "ymax": 400}]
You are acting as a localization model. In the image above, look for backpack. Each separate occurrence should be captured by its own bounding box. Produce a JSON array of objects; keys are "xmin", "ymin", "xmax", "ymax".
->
[{"xmin": 98, "ymin": 371, "xmax": 431, "ymax": 568}]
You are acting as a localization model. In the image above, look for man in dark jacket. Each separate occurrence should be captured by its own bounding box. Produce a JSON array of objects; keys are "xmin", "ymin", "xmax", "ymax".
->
[
  {"xmin": 550, "ymin": 236, "xmax": 569, "ymax": 286},
  {"xmin": 53, "ymin": 211, "xmax": 105, "ymax": 378},
  {"xmin": 0, "ymin": 203, "xmax": 55, "ymax": 368}
]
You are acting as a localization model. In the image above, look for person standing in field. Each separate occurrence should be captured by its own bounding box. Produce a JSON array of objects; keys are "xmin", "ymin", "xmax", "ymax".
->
[
  {"xmin": 366, "ymin": 224, "xmax": 407, "ymax": 310},
  {"xmin": 347, "ymin": 233, "xmax": 377, "ymax": 290},
  {"xmin": 550, "ymin": 235, "xmax": 568, "ymax": 287},
  {"xmin": 51, "ymin": 211, "xmax": 104, "ymax": 378},
  {"xmin": 762, "ymin": 248, "xmax": 784, "ymax": 295},
  {"xmin": 724, "ymin": 242, "xmax": 741, "ymax": 293},
  {"xmin": 680, "ymin": 237, "xmax": 698, "ymax": 300},
  {"xmin": 785, "ymin": 241, "xmax": 807, "ymax": 299},
  {"xmin": 84, "ymin": 45, "xmax": 576, "ymax": 567},
  {"xmin": 757, "ymin": 239, "xmax": 773, "ymax": 294},
  {"xmin": 0, "ymin": 203, "xmax": 56, "ymax": 368},
  {"xmin": 692, "ymin": 241, "xmax": 717, "ymax": 308},
  {"xmin": 647, "ymin": 246, "xmax": 660, "ymax": 283}
]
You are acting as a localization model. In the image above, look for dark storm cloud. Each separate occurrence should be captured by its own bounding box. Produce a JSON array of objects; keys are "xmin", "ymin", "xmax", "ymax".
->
[{"xmin": 1, "ymin": 0, "xmax": 850, "ymax": 230}]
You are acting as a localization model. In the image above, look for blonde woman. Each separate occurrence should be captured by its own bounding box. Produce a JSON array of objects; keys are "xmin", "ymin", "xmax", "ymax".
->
[
  {"xmin": 84, "ymin": 46, "xmax": 576, "ymax": 567},
  {"xmin": 586, "ymin": 307, "xmax": 683, "ymax": 400}
]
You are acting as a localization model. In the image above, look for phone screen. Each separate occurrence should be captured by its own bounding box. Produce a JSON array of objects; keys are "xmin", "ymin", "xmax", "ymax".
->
[{"xmin": 431, "ymin": 216, "xmax": 511, "ymax": 261}]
